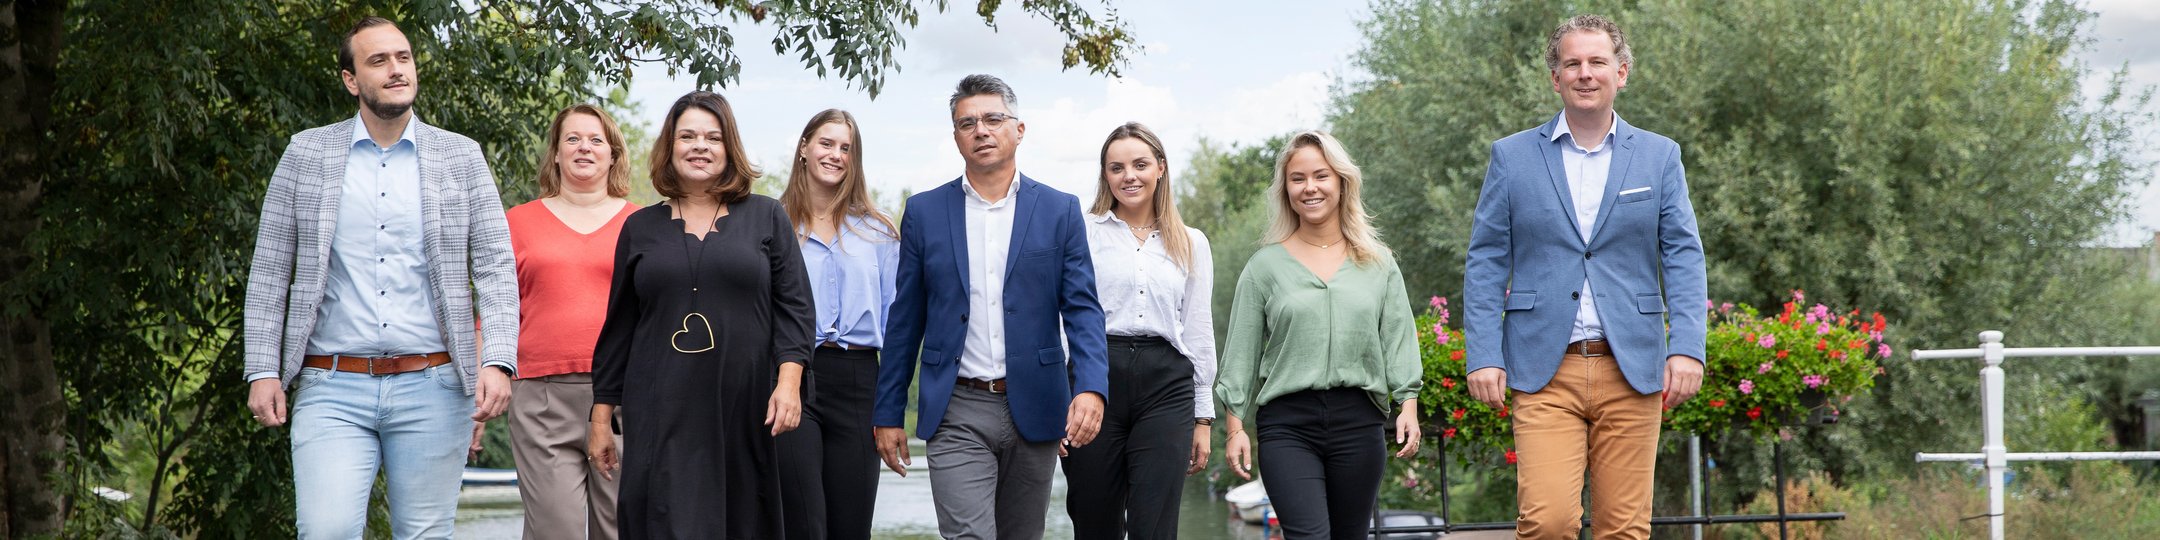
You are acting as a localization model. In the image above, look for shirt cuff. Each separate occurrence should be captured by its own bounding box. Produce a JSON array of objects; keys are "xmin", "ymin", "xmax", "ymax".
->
[{"xmin": 246, "ymin": 371, "xmax": 280, "ymax": 382}]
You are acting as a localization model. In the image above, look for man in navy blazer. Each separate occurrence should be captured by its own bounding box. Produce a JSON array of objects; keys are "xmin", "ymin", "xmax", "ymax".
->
[
  {"xmin": 1462, "ymin": 15, "xmax": 1706, "ymax": 540},
  {"xmin": 874, "ymin": 74, "xmax": 1109, "ymax": 540}
]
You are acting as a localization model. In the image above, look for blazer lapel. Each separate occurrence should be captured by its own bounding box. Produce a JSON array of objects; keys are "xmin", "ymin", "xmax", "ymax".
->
[
  {"xmin": 944, "ymin": 180, "xmax": 971, "ymax": 293},
  {"xmin": 1536, "ymin": 117, "xmax": 1583, "ymax": 243},
  {"xmin": 1586, "ymin": 116, "xmax": 1637, "ymax": 243},
  {"xmin": 1003, "ymin": 176, "xmax": 1038, "ymax": 280},
  {"xmin": 314, "ymin": 120, "xmax": 351, "ymax": 266}
]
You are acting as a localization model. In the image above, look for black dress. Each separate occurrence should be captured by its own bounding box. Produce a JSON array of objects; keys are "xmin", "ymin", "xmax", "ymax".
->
[{"xmin": 593, "ymin": 195, "xmax": 815, "ymax": 539}]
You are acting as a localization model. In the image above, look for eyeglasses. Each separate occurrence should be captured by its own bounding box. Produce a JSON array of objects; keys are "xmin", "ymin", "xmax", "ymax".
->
[{"xmin": 953, "ymin": 113, "xmax": 1018, "ymax": 134}]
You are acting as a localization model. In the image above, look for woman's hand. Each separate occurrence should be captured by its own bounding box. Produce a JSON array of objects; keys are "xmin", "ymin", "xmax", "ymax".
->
[
  {"xmin": 1187, "ymin": 422, "xmax": 1214, "ymax": 476},
  {"xmin": 1393, "ymin": 398, "xmax": 1422, "ymax": 458},
  {"xmin": 588, "ymin": 405, "xmax": 619, "ymax": 481},
  {"xmin": 767, "ymin": 363, "xmax": 805, "ymax": 436},
  {"xmin": 1223, "ymin": 415, "xmax": 1254, "ymax": 481}
]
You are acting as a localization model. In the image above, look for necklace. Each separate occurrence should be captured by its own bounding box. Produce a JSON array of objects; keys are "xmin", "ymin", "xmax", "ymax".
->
[
  {"xmin": 1126, "ymin": 220, "xmax": 1157, "ymax": 232},
  {"xmin": 1297, "ymin": 234, "xmax": 1344, "ymax": 250},
  {"xmin": 673, "ymin": 199, "xmax": 720, "ymax": 354}
]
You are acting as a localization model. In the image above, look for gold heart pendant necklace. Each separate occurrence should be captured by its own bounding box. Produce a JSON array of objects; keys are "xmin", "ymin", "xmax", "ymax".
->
[
  {"xmin": 672, "ymin": 200, "xmax": 721, "ymax": 354},
  {"xmin": 672, "ymin": 312, "xmax": 716, "ymax": 353}
]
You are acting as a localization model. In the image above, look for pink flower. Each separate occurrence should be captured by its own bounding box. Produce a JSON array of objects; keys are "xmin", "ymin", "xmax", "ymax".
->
[
  {"xmin": 1758, "ymin": 362, "xmax": 1773, "ymax": 374},
  {"xmin": 1815, "ymin": 322, "xmax": 1832, "ymax": 335},
  {"xmin": 1739, "ymin": 379, "xmax": 1755, "ymax": 395},
  {"xmin": 1721, "ymin": 302, "xmax": 1734, "ymax": 313},
  {"xmin": 1870, "ymin": 330, "xmax": 1884, "ymax": 342},
  {"xmin": 1802, "ymin": 374, "xmax": 1826, "ymax": 389},
  {"xmin": 1432, "ymin": 323, "xmax": 1449, "ymax": 345},
  {"xmin": 1877, "ymin": 344, "xmax": 1892, "ymax": 359},
  {"xmin": 1705, "ymin": 299, "xmax": 1715, "ymax": 310},
  {"xmin": 1758, "ymin": 334, "xmax": 1777, "ymax": 348}
]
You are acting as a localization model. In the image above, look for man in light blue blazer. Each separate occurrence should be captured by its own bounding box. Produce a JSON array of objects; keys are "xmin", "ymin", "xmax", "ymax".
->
[
  {"xmin": 873, "ymin": 74, "xmax": 1109, "ymax": 540},
  {"xmin": 1462, "ymin": 14, "xmax": 1706, "ymax": 540}
]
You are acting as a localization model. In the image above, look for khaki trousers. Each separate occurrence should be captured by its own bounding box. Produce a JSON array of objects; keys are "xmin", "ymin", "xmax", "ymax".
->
[
  {"xmin": 1512, "ymin": 353, "xmax": 1661, "ymax": 540},
  {"xmin": 508, "ymin": 373, "xmax": 621, "ymax": 540}
]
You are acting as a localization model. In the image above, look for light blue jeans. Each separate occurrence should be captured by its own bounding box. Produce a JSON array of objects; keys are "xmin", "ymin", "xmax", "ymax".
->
[{"xmin": 290, "ymin": 363, "xmax": 474, "ymax": 539}]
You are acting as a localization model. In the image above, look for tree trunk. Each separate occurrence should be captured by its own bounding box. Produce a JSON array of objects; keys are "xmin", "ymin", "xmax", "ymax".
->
[{"xmin": 0, "ymin": 1, "xmax": 69, "ymax": 537}]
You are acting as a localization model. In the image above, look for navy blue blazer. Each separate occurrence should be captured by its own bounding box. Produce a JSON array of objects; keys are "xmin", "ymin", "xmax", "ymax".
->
[
  {"xmin": 1462, "ymin": 114, "xmax": 1708, "ymax": 394},
  {"xmin": 873, "ymin": 174, "xmax": 1109, "ymax": 443}
]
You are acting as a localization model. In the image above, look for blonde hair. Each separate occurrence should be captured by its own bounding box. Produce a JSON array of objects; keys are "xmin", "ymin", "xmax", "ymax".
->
[
  {"xmin": 533, "ymin": 103, "xmax": 631, "ymax": 199},
  {"xmin": 1088, "ymin": 122, "xmax": 1195, "ymax": 271},
  {"xmin": 1263, "ymin": 130, "xmax": 1390, "ymax": 265},
  {"xmin": 779, "ymin": 109, "xmax": 896, "ymax": 243}
]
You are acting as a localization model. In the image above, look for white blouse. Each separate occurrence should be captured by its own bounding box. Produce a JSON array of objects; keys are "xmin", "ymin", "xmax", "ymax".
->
[{"xmin": 1086, "ymin": 211, "xmax": 1217, "ymax": 418}]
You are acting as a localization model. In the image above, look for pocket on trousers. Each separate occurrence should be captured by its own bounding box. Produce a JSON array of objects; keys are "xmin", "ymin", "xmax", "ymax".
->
[
  {"xmin": 293, "ymin": 367, "xmax": 329, "ymax": 394},
  {"xmin": 431, "ymin": 364, "xmax": 464, "ymax": 391}
]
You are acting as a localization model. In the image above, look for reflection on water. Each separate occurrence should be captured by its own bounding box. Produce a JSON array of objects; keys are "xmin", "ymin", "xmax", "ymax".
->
[{"xmin": 455, "ymin": 455, "xmax": 1274, "ymax": 539}]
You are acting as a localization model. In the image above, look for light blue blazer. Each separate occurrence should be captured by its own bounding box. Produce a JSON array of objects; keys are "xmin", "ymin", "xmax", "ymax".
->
[{"xmin": 1462, "ymin": 114, "xmax": 1707, "ymax": 394}]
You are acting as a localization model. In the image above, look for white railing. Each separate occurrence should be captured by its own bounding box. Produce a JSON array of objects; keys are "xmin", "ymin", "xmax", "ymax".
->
[{"xmin": 1905, "ymin": 330, "xmax": 2160, "ymax": 540}]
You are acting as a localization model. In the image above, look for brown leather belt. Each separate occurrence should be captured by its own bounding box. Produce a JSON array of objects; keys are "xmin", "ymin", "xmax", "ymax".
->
[
  {"xmin": 819, "ymin": 342, "xmax": 877, "ymax": 351},
  {"xmin": 956, "ymin": 377, "xmax": 1007, "ymax": 394},
  {"xmin": 1567, "ymin": 339, "xmax": 1612, "ymax": 357},
  {"xmin": 302, "ymin": 352, "xmax": 451, "ymax": 376}
]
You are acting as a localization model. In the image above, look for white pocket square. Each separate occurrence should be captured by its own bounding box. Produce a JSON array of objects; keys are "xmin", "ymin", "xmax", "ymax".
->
[{"xmin": 1619, "ymin": 186, "xmax": 1651, "ymax": 196}]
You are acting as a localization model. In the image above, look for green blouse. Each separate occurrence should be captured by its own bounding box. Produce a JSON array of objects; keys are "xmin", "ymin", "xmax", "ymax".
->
[{"xmin": 1215, "ymin": 243, "xmax": 1423, "ymax": 422}]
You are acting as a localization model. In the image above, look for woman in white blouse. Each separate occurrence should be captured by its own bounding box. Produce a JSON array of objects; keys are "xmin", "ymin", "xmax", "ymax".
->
[{"xmin": 1060, "ymin": 122, "xmax": 1217, "ymax": 540}]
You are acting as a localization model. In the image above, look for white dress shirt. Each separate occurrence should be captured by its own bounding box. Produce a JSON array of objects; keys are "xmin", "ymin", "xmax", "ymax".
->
[
  {"xmin": 1087, "ymin": 212, "xmax": 1218, "ymax": 418},
  {"xmin": 1550, "ymin": 112, "xmax": 1618, "ymax": 343},
  {"xmin": 959, "ymin": 173, "xmax": 1021, "ymax": 381}
]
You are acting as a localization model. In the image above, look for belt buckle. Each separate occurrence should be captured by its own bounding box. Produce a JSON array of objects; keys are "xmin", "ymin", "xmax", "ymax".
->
[
  {"xmin": 366, "ymin": 356, "xmax": 382, "ymax": 376},
  {"xmin": 1579, "ymin": 340, "xmax": 1605, "ymax": 358}
]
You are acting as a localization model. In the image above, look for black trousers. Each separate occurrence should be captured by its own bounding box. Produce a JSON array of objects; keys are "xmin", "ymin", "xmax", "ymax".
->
[
  {"xmin": 1255, "ymin": 387, "xmax": 1386, "ymax": 540},
  {"xmin": 778, "ymin": 347, "xmax": 881, "ymax": 540},
  {"xmin": 1061, "ymin": 335, "xmax": 1195, "ymax": 540}
]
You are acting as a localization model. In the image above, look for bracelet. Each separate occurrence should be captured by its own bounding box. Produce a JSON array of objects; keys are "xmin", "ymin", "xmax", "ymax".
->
[{"xmin": 1194, "ymin": 418, "xmax": 1214, "ymax": 426}]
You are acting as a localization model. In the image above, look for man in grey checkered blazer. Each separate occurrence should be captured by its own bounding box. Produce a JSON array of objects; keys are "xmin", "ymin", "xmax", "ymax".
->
[{"xmin": 242, "ymin": 16, "xmax": 518, "ymax": 539}]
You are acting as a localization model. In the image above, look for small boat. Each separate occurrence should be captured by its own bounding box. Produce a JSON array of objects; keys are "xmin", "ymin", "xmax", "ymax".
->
[
  {"xmin": 461, "ymin": 467, "xmax": 518, "ymax": 486},
  {"xmin": 1223, "ymin": 479, "xmax": 1271, "ymax": 524}
]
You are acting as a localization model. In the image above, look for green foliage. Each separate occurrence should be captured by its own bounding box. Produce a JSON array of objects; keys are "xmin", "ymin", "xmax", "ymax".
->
[
  {"xmin": 1334, "ymin": 0, "xmax": 2156, "ymax": 484},
  {"xmin": 1177, "ymin": 136, "xmax": 1288, "ymax": 345},
  {"xmin": 28, "ymin": 0, "xmax": 1132, "ymax": 535}
]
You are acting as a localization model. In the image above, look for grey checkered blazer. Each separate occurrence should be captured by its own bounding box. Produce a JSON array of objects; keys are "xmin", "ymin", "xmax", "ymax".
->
[{"xmin": 244, "ymin": 116, "xmax": 518, "ymax": 395}]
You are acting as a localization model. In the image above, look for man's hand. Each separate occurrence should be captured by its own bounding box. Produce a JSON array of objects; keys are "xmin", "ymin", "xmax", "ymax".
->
[
  {"xmin": 471, "ymin": 366, "xmax": 511, "ymax": 421},
  {"xmin": 1468, "ymin": 367, "xmax": 1508, "ymax": 409},
  {"xmin": 1662, "ymin": 355, "xmax": 1704, "ymax": 409},
  {"xmin": 875, "ymin": 426, "xmax": 911, "ymax": 477},
  {"xmin": 1186, "ymin": 423, "xmax": 1213, "ymax": 475},
  {"xmin": 1063, "ymin": 392, "xmax": 1105, "ymax": 450},
  {"xmin": 1393, "ymin": 399, "xmax": 1422, "ymax": 458},
  {"xmin": 247, "ymin": 378, "xmax": 288, "ymax": 427},
  {"xmin": 588, "ymin": 419, "xmax": 618, "ymax": 481}
]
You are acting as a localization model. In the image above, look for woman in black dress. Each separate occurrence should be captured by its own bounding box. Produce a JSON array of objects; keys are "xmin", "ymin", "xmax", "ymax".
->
[{"xmin": 589, "ymin": 90, "xmax": 816, "ymax": 539}]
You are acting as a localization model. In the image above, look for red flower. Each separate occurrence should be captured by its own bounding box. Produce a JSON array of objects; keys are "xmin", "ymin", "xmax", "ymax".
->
[
  {"xmin": 1775, "ymin": 350, "xmax": 1789, "ymax": 359},
  {"xmin": 1442, "ymin": 427, "xmax": 1458, "ymax": 439},
  {"xmin": 1451, "ymin": 408, "xmax": 1467, "ymax": 420},
  {"xmin": 1449, "ymin": 350, "xmax": 1466, "ymax": 361},
  {"xmin": 1504, "ymin": 448, "xmax": 1518, "ymax": 465},
  {"xmin": 1815, "ymin": 339, "xmax": 1829, "ymax": 351},
  {"xmin": 1497, "ymin": 405, "xmax": 1510, "ymax": 418},
  {"xmin": 1709, "ymin": 399, "xmax": 1726, "ymax": 408},
  {"xmin": 1847, "ymin": 339, "xmax": 1866, "ymax": 350},
  {"xmin": 1871, "ymin": 312, "xmax": 1887, "ymax": 333},
  {"xmin": 1746, "ymin": 407, "xmax": 1763, "ymax": 420},
  {"xmin": 1830, "ymin": 350, "xmax": 1846, "ymax": 360},
  {"xmin": 1440, "ymin": 377, "xmax": 1456, "ymax": 389}
]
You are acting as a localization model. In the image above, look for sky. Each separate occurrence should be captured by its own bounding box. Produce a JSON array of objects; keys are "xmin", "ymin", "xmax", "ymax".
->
[{"xmin": 623, "ymin": 0, "xmax": 2160, "ymax": 246}]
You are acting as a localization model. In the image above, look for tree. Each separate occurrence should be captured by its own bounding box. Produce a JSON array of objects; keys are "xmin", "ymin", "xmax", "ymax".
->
[
  {"xmin": 0, "ymin": 1, "xmax": 1132, "ymax": 536},
  {"xmin": 1331, "ymin": 0, "xmax": 2152, "ymax": 487}
]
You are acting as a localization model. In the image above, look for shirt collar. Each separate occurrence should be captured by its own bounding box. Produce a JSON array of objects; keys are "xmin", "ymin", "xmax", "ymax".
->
[
  {"xmin": 960, "ymin": 170, "xmax": 1021, "ymax": 205},
  {"xmin": 1548, "ymin": 111, "xmax": 1619, "ymax": 150},
  {"xmin": 351, "ymin": 112, "xmax": 417, "ymax": 150}
]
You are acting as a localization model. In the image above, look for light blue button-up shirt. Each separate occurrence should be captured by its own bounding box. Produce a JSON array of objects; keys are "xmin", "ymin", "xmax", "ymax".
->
[
  {"xmin": 801, "ymin": 214, "xmax": 900, "ymax": 350},
  {"xmin": 1549, "ymin": 111, "xmax": 1618, "ymax": 343}
]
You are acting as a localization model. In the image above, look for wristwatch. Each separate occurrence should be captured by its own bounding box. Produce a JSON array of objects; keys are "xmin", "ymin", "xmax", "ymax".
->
[{"xmin": 1194, "ymin": 418, "xmax": 1214, "ymax": 426}]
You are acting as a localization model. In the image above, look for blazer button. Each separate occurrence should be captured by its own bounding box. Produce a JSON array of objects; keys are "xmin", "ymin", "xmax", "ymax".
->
[
  {"xmin": 1584, "ymin": 252, "xmax": 1594, "ymax": 259},
  {"xmin": 1572, "ymin": 291, "xmax": 1582, "ymax": 300},
  {"xmin": 961, "ymin": 314, "xmax": 970, "ymax": 322}
]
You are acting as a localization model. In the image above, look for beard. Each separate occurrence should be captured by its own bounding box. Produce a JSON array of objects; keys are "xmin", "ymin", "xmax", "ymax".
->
[{"xmin": 360, "ymin": 84, "xmax": 415, "ymax": 120}]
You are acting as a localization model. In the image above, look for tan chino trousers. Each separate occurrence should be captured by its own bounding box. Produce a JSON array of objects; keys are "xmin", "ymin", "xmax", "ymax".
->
[
  {"xmin": 509, "ymin": 373, "xmax": 621, "ymax": 540},
  {"xmin": 1511, "ymin": 352, "xmax": 1661, "ymax": 540}
]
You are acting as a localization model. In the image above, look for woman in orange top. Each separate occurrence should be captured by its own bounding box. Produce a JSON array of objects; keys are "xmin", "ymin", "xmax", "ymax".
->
[{"xmin": 503, "ymin": 103, "xmax": 639, "ymax": 540}]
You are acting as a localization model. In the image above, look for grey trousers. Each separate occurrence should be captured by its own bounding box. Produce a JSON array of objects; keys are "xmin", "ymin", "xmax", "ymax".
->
[
  {"xmin": 508, "ymin": 373, "xmax": 621, "ymax": 540},
  {"xmin": 928, "ymin": 385, "xmax": 1060, "ymax": 540}
]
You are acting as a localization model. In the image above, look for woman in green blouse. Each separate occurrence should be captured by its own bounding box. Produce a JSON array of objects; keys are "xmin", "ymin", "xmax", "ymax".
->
[{"xmin": 1216, "ymin": 130, "xmax": 1423, "ymax": 540}]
